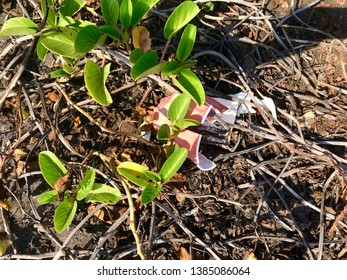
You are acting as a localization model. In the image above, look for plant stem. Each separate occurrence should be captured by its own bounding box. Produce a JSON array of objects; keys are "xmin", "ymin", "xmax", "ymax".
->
[
  {"xmin": 121, "ymin": 179, "xmax": 146, "ymax": 260},
  {"xmin": 159, "ymin": 39, "xmax": 171, "ymax": 64}
]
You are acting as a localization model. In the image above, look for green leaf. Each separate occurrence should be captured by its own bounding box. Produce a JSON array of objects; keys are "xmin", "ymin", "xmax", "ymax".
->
[
  {"xmin": 75, "ymin": 25, "xmax": 101, "ymax": 53},
  {"xmin": 131, "ymin": 0, "xmax": 159, "ymax": 26},
  {"xmin": 144, "ymin": 170, "xmax": 162, "ymax": 182},
  {"xmin": 117, "ymin": 162, "xmax": 149, "ymax": 188},
  {"xmin": 156, "ymin": 124, "xmax": 172, "ymax": 140},
  {"xmin": 168, "ymin": 93, "xmax": 191, "ymax": 124},
  {"xmin": 54, "ymin": 201, "xmax": 77, "ymax": 233},
  {"xmin": 85, "ymin": 183, "xmax": 122, "ymax": 204},
  {"xmin": 102, "ymin": 63, "xmax": 110, "ymax": 84},
  {"xmin": 40, "ymin": 27, "xmax": 84, "ymax": 58},
  {"xmin": 41, "ymin": 0, "xmax": 56, "ymax": 26},
  {"xmin": 175, "ymin": 119, "xmax": 199, "ymax": 130},
  {"xmin": 58, "ymin": 16, "xmax": 94, "ymax": 29},
  {"xmin": 76, "ymin": 168, "xmax": 96, "ymax": 201},
  {"xmin": 62, "ymin": 64, "xmax": 75, "ymax": 74},
  {"xmin": 131, "ymin": 50, "xmax": 157, "ymax": 79},
  {"xmin": 176, "ymin": 24, "xmax": 196, "ymax": 62},
  {"xmin": 120, "ymin": 0, "xmax": 132, "ymax": 30},
  {"xmin": 159, "ymin": 147, "xmax": 188, "ymax": 183},
  {"xmin": 161, "ymin": 60, "xmax": 179, "ymax": 78},
  {"xmin": 38, "ymin": 190, "xmax": 59, "ymax": 205},
  {"xmin": 39, "ymin": 151, "xmax": 68, "ymax": 188},
  {"xmin": 161, "ymin": 60, "xmax": 196, "ymax": 78},
  {"xmin": 172, "ymin": 69, "xmax": 205, "ymax": 106},
  {"xmin": 63, "ymin": 57, "xmax": 75, "ymax": 65},
  {"xmin": 101, "ymin": 0, "xmax": 119, "ymax": 27},
  {"xmin": 98, "ymin": 25, "xmax": 120, "ymax": 40},
  {"xmin": 141, "ymin": 182, "xmax": 162, "ymax": 204},
  {"xmin": 161, "ymin": 60, "xmax": 197, "ymax": 78},
  {"xmin": 57, "ymin": 16, "xmax": 75, "ymax": 27},
  {"xmin": 130, "ymin": 50, "xmax": 167, "ymax": 80},
  {"xmin": 199, "ymin": 1, "xmax": 214, "ymax": 11},
  {"xmin": 84, "ymin": 61, "xmax": 113, "ymax": 106},
  {"xmin": 59, "ymin": 0, "xmax": 86, "ymax": 17},
  {"xmin": 133, "ymin": 61, "xmax": 167, "ymax": 80},
  {"xmin": 0, "ymin": 17, "xmax": 38, "ymax": 38},
  {"xmin": 165, "ymin": 143, "xmax": 180, "ymax": 159},
  {"xmin": 129, "ymin": 48, "xmax": 144, "ymax": 64},
  {"xmin": 36, "ymin": 40, "xmax": 48, "ymax": 61},
  {"xmin": 50, "ymin": 69, "xmax": 69, "ymax": 79},
  {"xmin": 182, "ymin": 59, "xmax": 197, "ymax": 68},
  {"xmin": 164, "ymin": 1, "xmax": 200, "ymax": 40}
]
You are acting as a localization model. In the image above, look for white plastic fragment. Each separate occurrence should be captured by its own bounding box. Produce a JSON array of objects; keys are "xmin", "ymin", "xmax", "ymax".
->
[{"xmin": 152, "ymin": 92, "xmax": 277, "ymax": 171}]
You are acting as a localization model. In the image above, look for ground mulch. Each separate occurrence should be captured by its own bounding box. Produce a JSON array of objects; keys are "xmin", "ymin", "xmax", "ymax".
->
[{"xmin": 0, "ymin": 0, "xmax": 347, "ymax": 260}]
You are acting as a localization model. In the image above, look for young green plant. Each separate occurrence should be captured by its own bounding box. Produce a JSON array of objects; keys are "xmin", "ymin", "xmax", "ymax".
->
[
  {"xmin": 38, "ymin": 151, "xmax": 121, "ymax": 232},
  {"xmin": 117, "ymin": 147, "xmax": 188, "ymax": 204},
  {"xmin": 130, "ymin": 1, "xmax": 205, "ymax": 106},
  {"xmin": 156, "ymin": 93, "xmax": 199, "ymax": 143}
]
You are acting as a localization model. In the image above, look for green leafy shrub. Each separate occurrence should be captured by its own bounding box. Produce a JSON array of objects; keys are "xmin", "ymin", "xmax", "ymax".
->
[
  {"xmin": 0, "ymin": 0, "xmax": 210, "ymax": 230},
  {"xmin": 117, "ymin": 147, "xmax": 188, "ymax": 204},
  {"xmin": 0, "ymin": 0, "xmax": 204, "ymax": 106},
  {"xmin": 38, "ymin": 151, "xmax": 121, "ymax": 232}
]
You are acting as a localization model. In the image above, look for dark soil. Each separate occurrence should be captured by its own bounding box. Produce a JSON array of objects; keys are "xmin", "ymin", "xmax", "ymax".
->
[{"xmin": 1, "ymin": 0, "xmax": 347, "ymax": 260}]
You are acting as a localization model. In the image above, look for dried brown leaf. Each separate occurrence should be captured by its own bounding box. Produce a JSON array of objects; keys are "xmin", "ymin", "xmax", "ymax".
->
[
  {"xmin": 16, "ymin": 160, "xmax": 26, "ymax": 175},
  {"xmin": 53, "ymin": 171, "xmax": 71, "ymax": 194},
  {"xmin": 132, "ymin": 26, "xmax": 151, "ymax": 52},
  {"xmin": 88, "ymin": 204, "xmax": 128, "ymax": 225},
  {"xmin": 13, "ymin": 148, "xmax": 27, "ymax": 161},
  {"xmin": 45, "ymin": 91, "xmax": 59, "ymax": 104},
  {"xmin": 29, "ymin": 137, "xmax": 37, "ymax": 144}
]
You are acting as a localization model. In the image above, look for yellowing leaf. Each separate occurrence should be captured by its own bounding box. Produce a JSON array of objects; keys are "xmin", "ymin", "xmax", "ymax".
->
[
  {"xmin": 132, "ymin": 26, "xmax": 151, "ymax": 52},
  {"xmin": 117, "ymin": 162, "xmax": 149, "ymax": 188},
  {"xmin": 0, "ymin": 238, "xmax": 10, "ymax": 256},
  {"xmin": 0, "ymin": 200, "xmax": 12, "ymax": 211}
]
